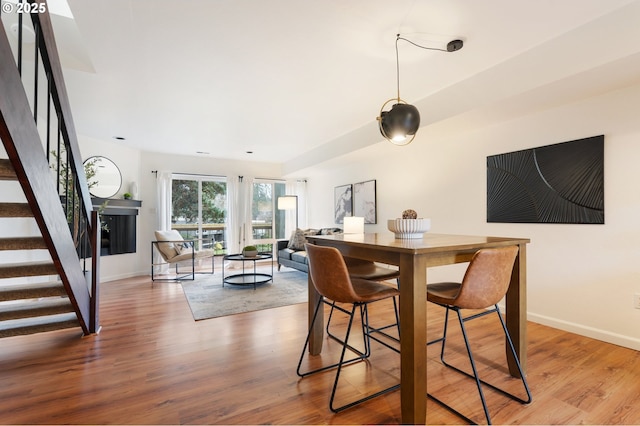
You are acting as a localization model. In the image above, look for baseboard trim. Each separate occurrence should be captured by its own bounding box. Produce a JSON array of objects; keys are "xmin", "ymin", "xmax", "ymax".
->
[
  {"xmin": 527, "ymin": 311, "xmax": 640, "ymax": 351},
  {"xmin": 101, "ymin": 270, "xmax": 149, "ymax": 283}
]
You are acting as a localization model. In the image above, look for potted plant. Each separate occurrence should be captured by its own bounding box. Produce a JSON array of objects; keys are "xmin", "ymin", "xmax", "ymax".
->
[
  {"xmin": 123, "ymin": 192, "xmax": 132, "ymax": 200},
  {"xmin": 242, "ymin": 245, "xmax": 258, "ymax": 257}
]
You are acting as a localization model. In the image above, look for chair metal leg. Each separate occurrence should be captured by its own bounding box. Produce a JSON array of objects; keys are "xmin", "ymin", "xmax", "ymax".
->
[
  {"xmin": 325, "ymin": 299, "xmax": 371, "ymax": 359},
  {"xmin": 365, "ymin": 295, "xmax": 401, "ymax": 343},
  {"xmin": 332, "ymin": 277, "xmax": 401, "ymax": 345},
  {"xmin": 456, "ymin": 308, "xmax": 493, "ymax": 424},
  {"xmin": 427, "ymin": 303, "xmax": 532, "ymax": 425},
  {"xmin": 329, "ymin": 303, "xmax": 400, "ymax": 413},
  {"xmin": 367, "ymin": 277, "xmax": 401, "ymax": 342},
  {"xmin": 297, "ymin": 299, "xmax": 369, "ymax": 378},
  {"xmin": 298, "ymin": 299, "xmax": 400, "ymax": 413},
  {"xmin": 153, "ymin": 256, "xmax": 215, "ymax": 283}
]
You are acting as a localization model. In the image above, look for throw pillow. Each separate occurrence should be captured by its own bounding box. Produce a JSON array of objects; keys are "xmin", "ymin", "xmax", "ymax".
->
[
  {"xmin": 287, "ymin": 228, "xmax": 325, "ymax": 250},
  {"xmin": 175, "ymin": 241, "xmax": 193, "ymax": 255},
  {"xmin": 287, "ymin": 228, "xmax": 307, "ymax": 251},
  {"xmin": 320, "ymin": 227, "xmax": 343, "ymax": 235}
]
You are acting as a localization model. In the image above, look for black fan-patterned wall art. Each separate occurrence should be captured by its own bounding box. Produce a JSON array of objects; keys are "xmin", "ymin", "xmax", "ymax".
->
[{"xmin": 487, "ymin": 135, "xmax": 604, "ymax": 224}]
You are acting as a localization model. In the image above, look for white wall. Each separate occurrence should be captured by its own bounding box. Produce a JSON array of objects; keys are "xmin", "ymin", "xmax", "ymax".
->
[
  {"xmin": 78, "ymin": 135, "xmax": 143, "ymax": 282},
  {"xmin": 298, "ymin": 82, "xmax": 640, "ymax": 350}
]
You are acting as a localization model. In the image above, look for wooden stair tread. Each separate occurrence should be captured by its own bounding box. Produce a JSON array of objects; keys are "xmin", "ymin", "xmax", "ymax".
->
[
  {"xmin": 0, "ymin": 281, "xmax": 66, "ymax": 301},
  {"xmin": 0, "ymin": 237, "xmax": 47, "ymax": 251},
  {"xmin": 0, "ymin": 159, "xmax": 17, "ymax": 180},
  {"xmin": 0, "ymin": 313, "xmax": 79, "ymax": 337},
  {"xmin": 0, "ymin": 203, "xmax": 33, "ymax": 218},
  {"xmin": 0, "ymin": 261, "xmax": 58, "ymax": 279},
  {"xmin": 0, "ymin": 297, "xmax": 73, "ymax": 320}
]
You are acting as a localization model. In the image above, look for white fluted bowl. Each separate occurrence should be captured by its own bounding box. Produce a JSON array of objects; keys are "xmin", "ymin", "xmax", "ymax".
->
[{"xmin": 387, "ymin": 218, "xmax": 431, "ymax": 239}]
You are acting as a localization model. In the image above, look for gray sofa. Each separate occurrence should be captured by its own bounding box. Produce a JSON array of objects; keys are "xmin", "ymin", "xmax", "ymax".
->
[{"xmin": 277, "ymin": 227, "xmax": 342, "ymax": 273}]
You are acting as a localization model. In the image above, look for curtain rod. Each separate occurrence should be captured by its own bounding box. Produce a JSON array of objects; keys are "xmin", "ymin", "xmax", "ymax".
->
[
  {"xmin": 151, "ymin": 171, "xmax": 305, "ymax": 182},
  {"xmin": 151, "ymin": 171, "xmax": 226, "ymax": 179}
]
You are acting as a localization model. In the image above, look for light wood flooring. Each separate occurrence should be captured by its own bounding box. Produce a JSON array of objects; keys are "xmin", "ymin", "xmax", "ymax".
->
[{"xmin": 1, "ymin": 268, "xmax": 639, "ymax": 424}]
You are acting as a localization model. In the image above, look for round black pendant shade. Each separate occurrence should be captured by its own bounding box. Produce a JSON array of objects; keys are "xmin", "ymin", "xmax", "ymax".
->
[{"xmin": 379, "ymin": 103, "xmax": 420, "ymax": 145}]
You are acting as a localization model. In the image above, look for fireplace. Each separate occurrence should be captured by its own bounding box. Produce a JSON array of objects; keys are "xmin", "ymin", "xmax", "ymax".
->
[{"xmin": 92, "ymin": 198, "xmax": 142, "ymax": 256}]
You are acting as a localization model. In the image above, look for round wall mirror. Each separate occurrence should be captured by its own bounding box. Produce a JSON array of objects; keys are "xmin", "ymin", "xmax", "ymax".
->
[{"xmin": 84, "ymin": 156, "xmax": 122, "ymax": 198}]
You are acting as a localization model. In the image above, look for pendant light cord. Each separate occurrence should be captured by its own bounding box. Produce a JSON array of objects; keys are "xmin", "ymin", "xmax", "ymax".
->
[
  {"xmin": 395, "ymin": 34, "xmax": 459, "ymax": 102},
  {"xmin": 395, "ymin": 35, "xmax": 401, "ymax": 102}
]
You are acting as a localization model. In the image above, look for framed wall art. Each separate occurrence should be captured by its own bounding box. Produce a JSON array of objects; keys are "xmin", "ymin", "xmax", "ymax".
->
[
  {"xmin": 487, "ymin": 135, "xmax": 604, "ymax": 224},
  {"xmin": 353, "ymin": 179, "xmax": 377, "ymax": 224},
  {"xmin": 334, "ymin": 184, "xmax": 352, "ymax": 224}
]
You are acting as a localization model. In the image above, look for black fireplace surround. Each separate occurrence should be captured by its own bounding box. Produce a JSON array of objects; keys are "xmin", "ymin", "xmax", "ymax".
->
[{"xmin": 92, "ymin": 198, "xmax": 141, "ymax": 256}]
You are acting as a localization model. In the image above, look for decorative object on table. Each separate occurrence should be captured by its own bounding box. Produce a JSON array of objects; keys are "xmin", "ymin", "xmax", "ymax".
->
[
  {"xmin": 334, "ymin": 184, "xmax": 352, "ymax": 224},
  {"xmin": 353, "ymin": 179, "xmax": 377, "ymax": 224},
  {"xmin": 242, "ymin": 245, "xmax": 258, "ymax": 257},
  {"xmin": 402, "ymin": 209, "xmax": 417, "ymax": 219},
  {"xmin": 123, "ymin": 192, "xmax": 132, "ymax": 200},
  {"xmin": 487, "ymin": 135, "xmax": 604, "ymax": 224},
  {"xmin": 377, "ymin": 34, "xmax": 463, "ymax": 146},
  {"xmin": 343, "ymin": 216, "xmax": 364, "ymax": 234},
  {"xmin": 387, "ymin": 209, "xmax": 430, "ymax": 239}
]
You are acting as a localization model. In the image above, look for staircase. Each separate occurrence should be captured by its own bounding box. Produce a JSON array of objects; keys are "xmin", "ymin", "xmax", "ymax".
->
[
  {"xmin": 0, "ymin": 160, "xmax": 80, "ymax": 337},
  {"xmin": 0, "ymin": 2, "xmax": 99, "ymax": 338}
]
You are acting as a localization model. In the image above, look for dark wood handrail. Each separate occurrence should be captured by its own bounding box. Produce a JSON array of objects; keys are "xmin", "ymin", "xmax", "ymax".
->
[{"xmin": 0, "ymin": 1, "xmax": 99, "ymax": 335}]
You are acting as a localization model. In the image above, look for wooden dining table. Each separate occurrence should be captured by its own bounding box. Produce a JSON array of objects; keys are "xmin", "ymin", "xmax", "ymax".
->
[{"xmin": 305, "ymin": 232, "xmax": 530, "ymax": 425}]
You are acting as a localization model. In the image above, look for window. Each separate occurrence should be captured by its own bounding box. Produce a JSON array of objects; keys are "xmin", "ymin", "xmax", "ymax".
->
[
  {"xmin": 252, "ymin": 180, "xmax": 286, "ymax": 254},
  {"xmin": 171, "ymin": 174, "xmax": 227, "ymax": 254}
]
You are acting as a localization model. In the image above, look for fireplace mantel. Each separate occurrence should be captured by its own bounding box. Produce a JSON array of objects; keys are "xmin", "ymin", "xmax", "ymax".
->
[{"xmin": 91, "ymin": 197, "xmax": 142, "ymax": 215}]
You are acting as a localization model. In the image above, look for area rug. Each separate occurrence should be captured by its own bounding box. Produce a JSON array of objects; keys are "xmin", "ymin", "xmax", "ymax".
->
[{"xmin": 180, "ymin": 268, "xmax": 308, "ymax": 320}]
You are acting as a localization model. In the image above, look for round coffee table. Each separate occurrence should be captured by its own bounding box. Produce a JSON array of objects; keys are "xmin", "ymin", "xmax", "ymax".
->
[{"xmin": 222, "ymin": 253, "xmax": 273, "ymax": 289}]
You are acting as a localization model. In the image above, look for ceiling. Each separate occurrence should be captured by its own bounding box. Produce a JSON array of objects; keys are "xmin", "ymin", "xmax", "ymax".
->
[{"xmin": 7, "ymin": 0, "xmax": 640, "ymax": 171}]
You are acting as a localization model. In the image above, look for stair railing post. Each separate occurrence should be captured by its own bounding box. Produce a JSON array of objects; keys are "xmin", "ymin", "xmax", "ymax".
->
[{"xmin": 90, "ymin": 210, "xmax": 100, "ymax": 333}]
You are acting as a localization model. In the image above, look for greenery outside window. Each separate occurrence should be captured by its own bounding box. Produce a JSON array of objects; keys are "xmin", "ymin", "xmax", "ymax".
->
[{"xmin": 171, "ymin": 174, "xmax": 227, "ymax": 254}]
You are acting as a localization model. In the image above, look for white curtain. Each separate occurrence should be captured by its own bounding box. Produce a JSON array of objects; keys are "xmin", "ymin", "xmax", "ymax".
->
[
  {"xmin": 226, "ymin": 175, "xmax": 255, "ymax": 254},
  {"xmin": 226, "ymin": 176, "xmax": 240, "ymax": 255},
  {"xmin": 154, "ymin": 170, "xmax": 173, "ymax": 270},
  {"xmin": 241, "ymin": 176, "xmax": 255, "ymax": 250},
  {"xmin": 156, "ymin": 171, "xmax": 173, "ymax": 231}
]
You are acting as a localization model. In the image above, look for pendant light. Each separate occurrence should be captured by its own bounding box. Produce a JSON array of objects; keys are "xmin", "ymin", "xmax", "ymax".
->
[{"xmin": 377, "ymin": 35, "xmax": 464, "ymax": 146}]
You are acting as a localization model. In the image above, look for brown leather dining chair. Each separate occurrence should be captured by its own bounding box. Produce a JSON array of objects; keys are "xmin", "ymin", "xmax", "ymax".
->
[
  {"xmin": 297, "ymin": 243, "xmax": 401, "ymax": 413},
  {"xmin": 326, "ymin": 256, "xmax": 401, "ymax": 345},
  {"xmin": 426, "ymin": 246, "xmax": 532, "ymax": 425}
]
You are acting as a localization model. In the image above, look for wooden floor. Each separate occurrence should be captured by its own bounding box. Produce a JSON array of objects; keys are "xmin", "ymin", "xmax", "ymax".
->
[{"xmin": 1, "ymin": 270, "xmax": 640, "ymax": 425}]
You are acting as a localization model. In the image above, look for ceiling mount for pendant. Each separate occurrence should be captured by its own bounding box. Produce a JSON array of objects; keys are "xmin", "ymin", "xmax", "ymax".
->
[{"xmin": 377, "ymin": 34, "xmax": 464, "ymax": 146}]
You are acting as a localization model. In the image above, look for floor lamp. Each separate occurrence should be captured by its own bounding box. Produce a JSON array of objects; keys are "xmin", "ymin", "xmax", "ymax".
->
[{"xmin": 277, "ymin": 195, "xmax": 298, "ymax": 230}]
